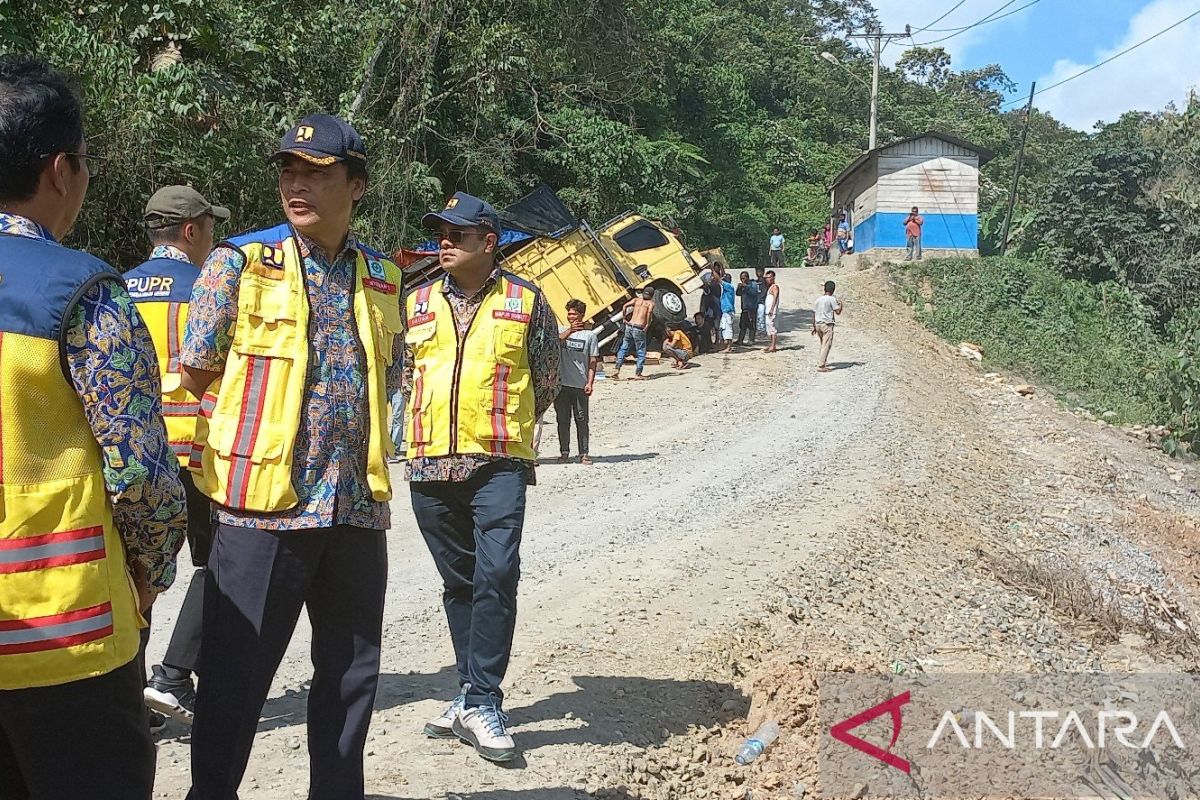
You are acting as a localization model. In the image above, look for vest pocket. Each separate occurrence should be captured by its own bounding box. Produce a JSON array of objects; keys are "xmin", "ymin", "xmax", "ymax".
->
[
  {"xmin": 371, "ymin": 306, "xmax": 401, "ymax": 366},
  {"xmin": 492, "ymin": 327, "xmax": 526, "ymax": 367},
  {"xmin": 477, "ymin": 364, "xmax": 526, "ymax": 443},
  {"xmin": 236, "ymin": 279, "xmax": 301, "ymax": 357}
]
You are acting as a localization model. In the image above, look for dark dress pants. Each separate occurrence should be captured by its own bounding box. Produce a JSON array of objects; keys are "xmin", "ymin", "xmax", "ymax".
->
[
  {"xmin": 410, "ymin": 460, "xmax": 526, "ymax": 707},
  {"xmin": 0, "ymin": 657, "xmax": 154, "ymax": 800},
  {"xmin": 188, "ymin": 523, "xmax": 387, "ymax": 800}
]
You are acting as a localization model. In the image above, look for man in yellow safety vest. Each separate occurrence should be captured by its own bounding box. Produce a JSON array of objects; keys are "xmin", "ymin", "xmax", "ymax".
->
[
  {"xmin": 0, "ymin": 55, "xmax": 187, "ymax": 799},
  {"xmin": 180, "ymin": 114, "xmax": 403, "ymax": 800},
  {"xmin": 125, "ymin": 185, "xmax": 229, "ymax": 728},
  {"xmin": 406, "ymin": 192, "xmax": 560, "ymax": 762}
]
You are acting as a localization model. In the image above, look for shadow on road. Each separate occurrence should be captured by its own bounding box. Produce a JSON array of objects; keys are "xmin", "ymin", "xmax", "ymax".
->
[
  {"xmin": 508, "ymin": 674, "xmax": 746, "ymax": 751},
  {"xmin": 373, "ymin": 790, "xmax": 645, "ymax": 800},
  {"xmin": 255, "ymin": 665, "xmax": 459, "ymax": 735},
  {"xmin": 538, "ymin": 453, "xmax": 659, "ymax": 465}
]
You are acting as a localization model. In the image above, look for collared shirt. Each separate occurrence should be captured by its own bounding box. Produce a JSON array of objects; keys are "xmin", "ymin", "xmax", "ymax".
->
[
  {"xmin": 0, "ymin": 212, "xmax": 186, "ymax": 591},
  {"xmin": 401, "ymin": 269, "xmax": 560, "ymax": 484},
  {"xmin": 180, "ymin": 229, "xmax": 403, "ymax": 531},
  {"xmin": 150, "ymin": 244, "xmax": 191, "ymax": 264}
]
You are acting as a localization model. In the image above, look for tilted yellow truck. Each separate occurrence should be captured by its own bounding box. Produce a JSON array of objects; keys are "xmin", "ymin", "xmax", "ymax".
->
[{"xmin": 400, "ymin": 187, "xmax": 714, "ymax": 348}]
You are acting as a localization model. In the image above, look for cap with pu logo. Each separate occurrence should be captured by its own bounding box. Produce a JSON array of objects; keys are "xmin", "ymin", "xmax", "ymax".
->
[
  {"xmin": 421, "ymin": 191, "xmax": 501, "ymax": 234},
  {"xmin": 269, "ymin": 113, "xmax": 367, "ymax": 168}
]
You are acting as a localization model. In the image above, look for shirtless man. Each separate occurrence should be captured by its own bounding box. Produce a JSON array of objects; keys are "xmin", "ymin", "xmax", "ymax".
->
[
  {"xmin": 612, "ymin": 285, "xmax": 656, "ymax": 380},
  {"xmin": 763, "ymin": 270, "xmax": 781, "ymax": 352}
]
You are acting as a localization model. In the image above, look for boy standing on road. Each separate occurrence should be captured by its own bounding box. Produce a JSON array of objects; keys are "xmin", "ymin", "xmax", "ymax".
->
[
  {"xmin": 768, "ymin": 226, "xmax": 785, "ymax": 267},
  {"xmin": 753, "ymin": 266, "xmax": 768, "ymax": 334},
  {"xmin": 763, "ymin": 270, "xmax": 781, "ymax": 353},
  {"xmin": 719, "ymin": 273, "xmax": 736, "ymax": 353},
  {"xmin": 611, "ymin": 285, "xmax": 655, "ymax": 380},
  {"xmin": 735, "ymin": 270, "xmax": 759, "ymax": 346},
  {"xmin": 556, "ymin": 299, "xmax": 598, "ymax": 465},
  {"xmin": 812, "ymin": 280, "xmax": 843, "ymax": 372}
]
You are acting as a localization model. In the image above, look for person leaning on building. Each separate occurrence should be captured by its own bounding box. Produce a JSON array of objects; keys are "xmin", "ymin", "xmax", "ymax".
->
[
  {"xmin": 125, "ymin": 185, "xmax": 229, "ymax": 728},
  {"xmin": 180, "ymin": 114, "xmax": 404, "ymax": 800},
  {"xmin": 405, "ymin": 191, "xmax": 560, "ymax": 763},
  {"xmin": 0, "ymin": 55, "xmax": 187, "ymax": 799}
]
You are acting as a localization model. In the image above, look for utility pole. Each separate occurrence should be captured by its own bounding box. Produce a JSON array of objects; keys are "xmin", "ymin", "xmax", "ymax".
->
[
  {"xmin": 1000, "ymin": 81, "xmax": 1036, "ymax": 256},
  {"xmin": 850, "ymin": 24, "xmax": 910, "ymax": 151}
]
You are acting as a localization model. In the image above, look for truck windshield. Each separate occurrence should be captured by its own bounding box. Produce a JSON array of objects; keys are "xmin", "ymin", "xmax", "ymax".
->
[{"xmin": 613, "ymin": 220, "xmax": 669, "ymax": 253}]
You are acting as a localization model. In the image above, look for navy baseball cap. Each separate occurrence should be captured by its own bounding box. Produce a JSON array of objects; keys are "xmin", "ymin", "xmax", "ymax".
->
[
  {"xmin": 422, "ymin": 192, "xmax": 500, "ymax": 234},
  {"xmin": 269, "ymin": 114, "xmax": 367, "ymax": 167}
]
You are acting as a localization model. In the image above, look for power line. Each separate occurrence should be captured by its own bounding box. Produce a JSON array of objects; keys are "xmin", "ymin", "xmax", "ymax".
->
[
  {"xmin": 911, "ymin": 0, "xmax": 1037, "ymax": 46},
  {"xmin": 911, "ymin": 0, "xmax": 969, "ymax": 34},
  {"xmin": 917, "ymin": 0, "xmax": 1042, "ymax": 34},
  {"xmin": 1001, "ymin": 6, "xmax": 1200, "ymax": 108}
]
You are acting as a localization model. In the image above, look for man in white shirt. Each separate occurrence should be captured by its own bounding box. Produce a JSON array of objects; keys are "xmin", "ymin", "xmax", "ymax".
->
[
  {"xmin": 763, "ymin": 270, "xmax": 781, "ymax": 352},
  {"xmin": 811, "ymin": 280, "xmax": 843, "ymax": 372}
]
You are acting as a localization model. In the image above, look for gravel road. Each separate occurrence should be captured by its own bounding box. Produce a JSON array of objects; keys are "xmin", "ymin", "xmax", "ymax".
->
[{"xmin": 146, "ymin": 263, "xmax": 1200, "ymax": 800}]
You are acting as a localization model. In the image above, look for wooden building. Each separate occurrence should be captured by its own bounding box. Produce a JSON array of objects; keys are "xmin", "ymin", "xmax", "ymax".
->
[{"xmin": 829, "ymin": 131, "xmax": 993, "ymax": 261}]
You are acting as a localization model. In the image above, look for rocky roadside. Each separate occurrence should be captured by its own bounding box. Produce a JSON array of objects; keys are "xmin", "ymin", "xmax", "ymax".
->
[{"xmin": 595, "ymin": 268, "xmax": 1200, "ymax": 800}]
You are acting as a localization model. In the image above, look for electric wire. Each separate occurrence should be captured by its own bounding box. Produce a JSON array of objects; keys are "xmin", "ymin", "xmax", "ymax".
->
[{"xmin": 1000, "ymin": 6, "xmax": 1200, "ymax": 108}]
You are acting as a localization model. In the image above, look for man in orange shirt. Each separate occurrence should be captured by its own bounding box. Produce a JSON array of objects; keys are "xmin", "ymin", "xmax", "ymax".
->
[{"xmin": 905, "ymin": 206, "xmax": 924, "ymax": 261}]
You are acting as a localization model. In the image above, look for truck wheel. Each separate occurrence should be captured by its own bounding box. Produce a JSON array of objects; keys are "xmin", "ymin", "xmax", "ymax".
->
[{"xmin": 652, "ymin": 286, "xmax": 686, "ymax": 323}]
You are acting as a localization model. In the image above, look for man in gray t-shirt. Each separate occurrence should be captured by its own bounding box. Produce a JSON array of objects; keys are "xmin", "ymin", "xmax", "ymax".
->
[{"xmin": 556, "ymin": 298, "xmax": 599, "ymax": 464}]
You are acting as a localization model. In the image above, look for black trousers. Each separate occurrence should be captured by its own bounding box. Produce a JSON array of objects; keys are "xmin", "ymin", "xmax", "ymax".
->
[
  {"xmin": 410, "ymin": 461, "xmax": 526, "ymax": 707},
  {"xmin": 736, "ymin": 310, "xmax": 757, "ymax": 344},
  {"xmin": 0, "ymin": 658, "xmax": 154, "ymax": 800},
  {"xmin": 161, "ymin": 471, "xmax": 213, "ymax": 675},
  {"xmin": 554, "ymin": 385, "xmax": 590, "ymax": 456},
  {"xmin": 188, "ymin": 523, "xmax": 387, "ymax": 800}
]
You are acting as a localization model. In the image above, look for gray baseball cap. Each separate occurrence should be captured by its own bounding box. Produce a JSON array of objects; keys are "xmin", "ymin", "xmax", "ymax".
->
[{"xmin": 143, "ymin": 185, "xmax": 230, "ymax": 230}]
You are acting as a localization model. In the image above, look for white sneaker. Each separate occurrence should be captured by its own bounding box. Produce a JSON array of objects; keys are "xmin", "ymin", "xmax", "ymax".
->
[
  {"xmin": 423, "ymin": 691, "xmax": 466, "ymax": 738},
  {"xmin": 453, "ymin": 703, "xmax": 516, "ymax": 762}
]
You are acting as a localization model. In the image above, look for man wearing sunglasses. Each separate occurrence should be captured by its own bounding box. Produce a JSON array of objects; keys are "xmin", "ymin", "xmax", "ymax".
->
[
  {"xmin": 0, "ymin": 55, "xmax": 187, "ymax": 799},
  {"xmin": 180, "ymin": 114, "xmax": 403, "ymax": 800},
  {"xmin": 405, "ymin": 192, "xmax": 560, "ymax": 762}
]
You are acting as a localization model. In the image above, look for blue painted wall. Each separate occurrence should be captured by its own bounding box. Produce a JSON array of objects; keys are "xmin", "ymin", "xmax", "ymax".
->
[{"xmin": 853, "ymin": 212, "xmax": 978, "ymax": 251}]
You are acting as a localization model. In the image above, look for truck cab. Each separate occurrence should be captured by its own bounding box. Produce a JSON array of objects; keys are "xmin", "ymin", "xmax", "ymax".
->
[{"xmin": 398, "ymin": 190, "xmax": 715, "ymax": 351}]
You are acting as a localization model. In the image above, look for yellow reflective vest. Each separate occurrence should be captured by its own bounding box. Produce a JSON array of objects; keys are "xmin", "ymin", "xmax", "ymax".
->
[
  {"xmin": 405, "ymin": 273, "xmax": 538, "ymax": 461},
  {"xmin": 125, "ymin": 254, "xmax": 200, "ymax": 467},
  {"xmin": 0, "ymin": 235, "xmax": 141, "ymax": 690},
  {"xmin": 190, "ymin": 224, "xmax": 403, "ymax": 512}
]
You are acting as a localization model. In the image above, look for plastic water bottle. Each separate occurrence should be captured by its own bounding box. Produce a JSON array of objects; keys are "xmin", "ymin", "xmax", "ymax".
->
[{"xmin": 735, "ymin": 720, "xmax": 780, "ymax": 765}]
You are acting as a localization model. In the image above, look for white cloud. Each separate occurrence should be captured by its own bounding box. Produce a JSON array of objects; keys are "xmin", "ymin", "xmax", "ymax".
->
[
  {"xmin": 1033, "ymin": 0, "xmax": 1200, "ymax": 130},
  {"xmin": 868, "ymin": 0, "xmax": 1000, "ymax": 65}
]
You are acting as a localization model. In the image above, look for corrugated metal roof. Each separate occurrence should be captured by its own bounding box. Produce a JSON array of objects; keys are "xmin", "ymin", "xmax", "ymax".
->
[{"xmin": 829, "ymin": 131, "xmax": 994, "ymax": 191}]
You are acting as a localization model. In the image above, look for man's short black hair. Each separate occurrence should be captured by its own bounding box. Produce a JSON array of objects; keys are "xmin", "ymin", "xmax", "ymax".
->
[
  {"xmin": 148, "ymin": 222, "xmax": 186, "ymax": 245},
  {"xmin": 566, "ymin": 298, "xmax": 586, "ymax": 315},
  {"xmin": 346, "ymin": 159, "xmax": 369, "ymax": 184},
  {"xmin": 0, "ymin": 55, "xmax": 84, "ymax": 204},
  {"xmin": 824, "ymin": 280, "xmax": 836, "ymax": 293},
  {"xmin": 754, "ymin": 266, "xmax": 765, "ymax": 274},
  {"xmin": 766, "ymin": 270, "xmax": 775, "ymax": 278}
]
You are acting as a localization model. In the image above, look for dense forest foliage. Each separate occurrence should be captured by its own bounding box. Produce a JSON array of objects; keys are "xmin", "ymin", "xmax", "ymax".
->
[
  {"xmin": 5, "ymin": 0, "xmax": 1200, "ymax": 446},
  {"xmin": 2, "ymin": 0, "xmax": 1072, "ymax": 268}
]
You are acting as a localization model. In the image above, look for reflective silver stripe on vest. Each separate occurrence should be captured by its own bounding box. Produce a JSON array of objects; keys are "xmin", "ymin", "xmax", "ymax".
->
[
  {"xmin": 0, "ymin": 609, "xmax": 113, "ymax": 646},
  {"xmin": 0, "ymin": 532, "xmax": 104, "ymax": 566}
]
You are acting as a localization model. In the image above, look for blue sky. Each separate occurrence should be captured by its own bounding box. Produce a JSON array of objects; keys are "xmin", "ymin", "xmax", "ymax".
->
[{"xmin": 868, "ymin": 0, "xmax": 1200, "ymax": 130}]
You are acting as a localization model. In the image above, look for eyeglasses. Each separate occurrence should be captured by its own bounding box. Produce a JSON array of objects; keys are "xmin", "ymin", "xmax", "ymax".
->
[
  {"xmin": 440, "ymin": 229, "xmax": 489, "ymax": 246},
  {"xmin": 39, "ymin": 151, "xmax": 105, "ymax": 178}
]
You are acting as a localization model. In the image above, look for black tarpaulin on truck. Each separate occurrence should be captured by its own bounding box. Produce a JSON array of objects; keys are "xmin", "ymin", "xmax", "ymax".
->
[{"xmin": 501, "ymin": 185, "xmax": 578, "ymax": 237}]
